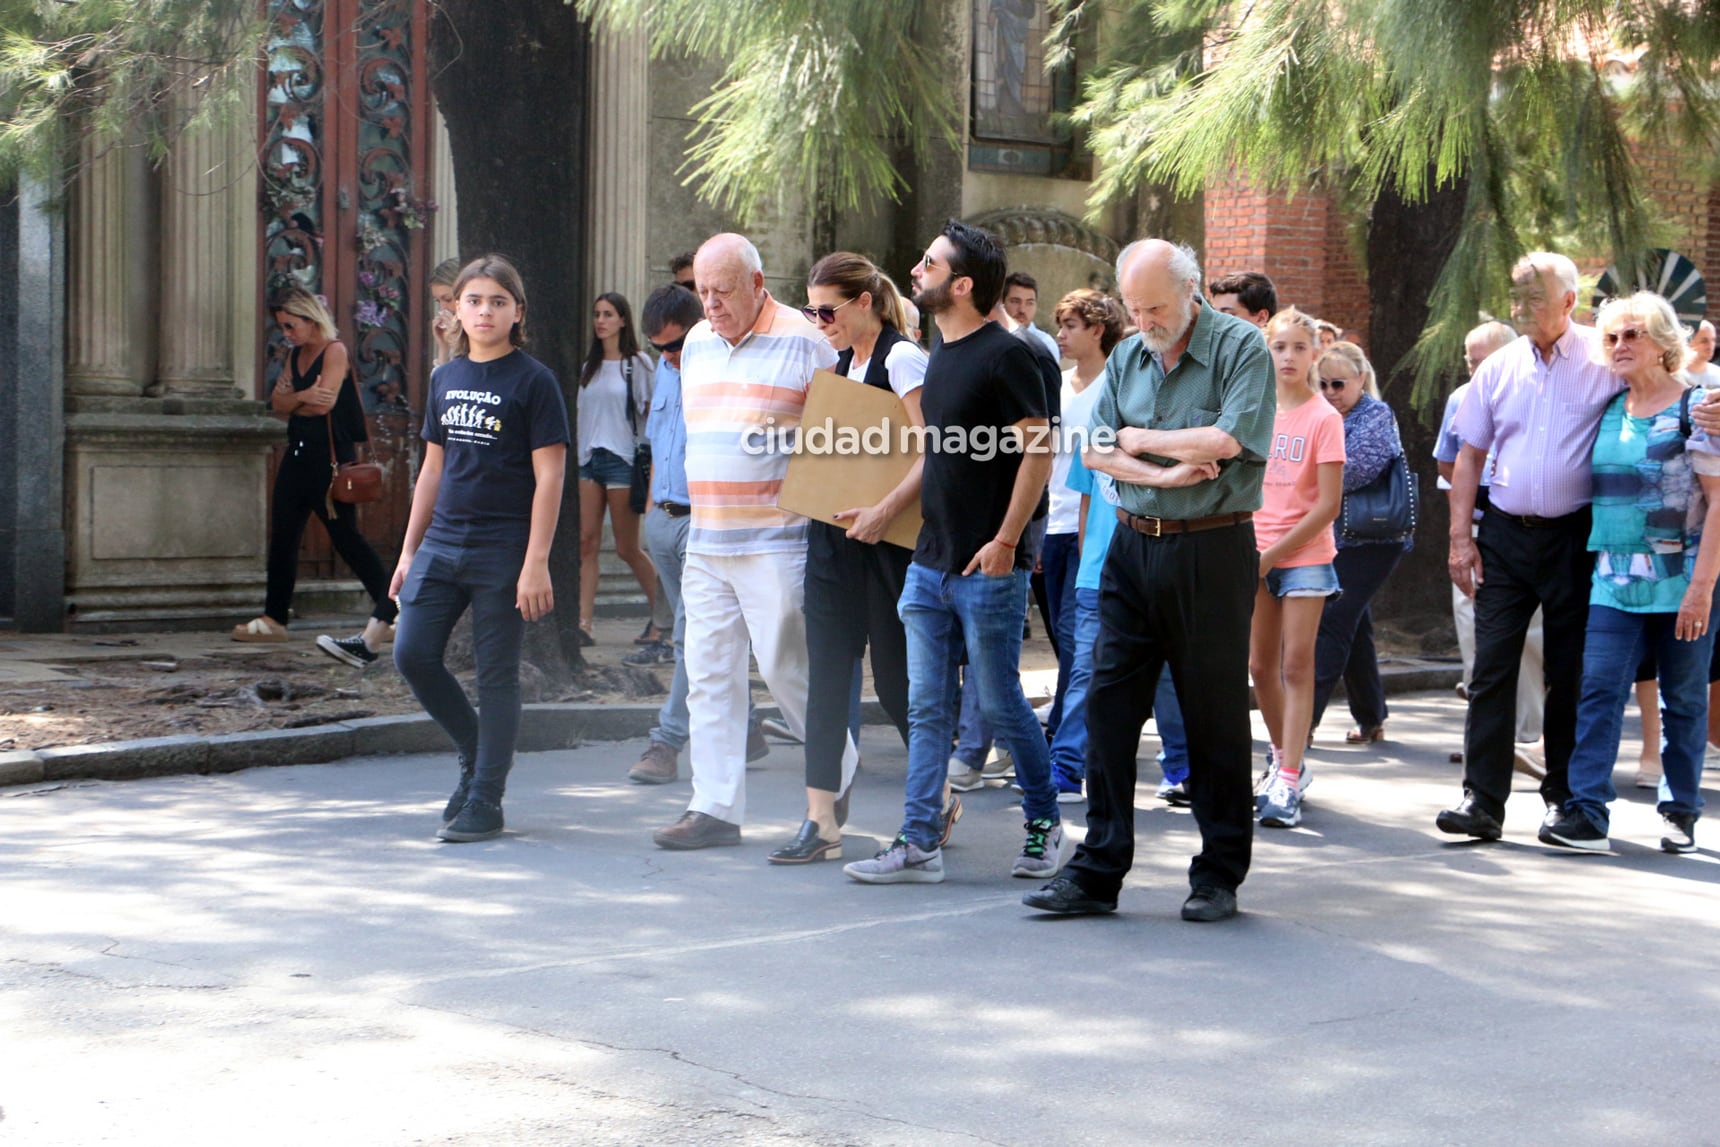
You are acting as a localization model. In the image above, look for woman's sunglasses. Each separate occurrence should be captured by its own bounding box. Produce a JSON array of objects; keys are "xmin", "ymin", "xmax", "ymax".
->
[
  {"xmin": 1602, "ymin": 327, "xmax": 1647, "ymax": 348},
  {"xmin": 1317, "ymin": 377, "xmax": 1349, "ymax": 391},
  {"xmin": 800, "ymin": 297, "xmax": 857, "ymax": 325},
  {"xmin": 649, "ymin": 334, "xmax": 686, "ymax": 353}
]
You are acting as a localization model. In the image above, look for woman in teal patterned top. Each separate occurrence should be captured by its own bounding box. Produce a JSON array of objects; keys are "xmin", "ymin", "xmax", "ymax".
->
[{"xmin": 1542, "ymin": 293, "xmax": 1720, "ymax": 855}]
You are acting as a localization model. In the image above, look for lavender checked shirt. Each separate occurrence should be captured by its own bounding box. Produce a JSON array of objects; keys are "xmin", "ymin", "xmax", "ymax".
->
[{"xmin": 1452, "ymin": 324, "xmax": 1624, "ymax": 518}]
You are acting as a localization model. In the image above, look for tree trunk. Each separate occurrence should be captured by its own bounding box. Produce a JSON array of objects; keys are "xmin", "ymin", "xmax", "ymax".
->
[
  {"xmin": 1366, "ymin": 174, "xmax": 1468, "ymax": 648},
  {"xmin": 429, "ymin": 1, "xmax": 589, "ymax": 681}
]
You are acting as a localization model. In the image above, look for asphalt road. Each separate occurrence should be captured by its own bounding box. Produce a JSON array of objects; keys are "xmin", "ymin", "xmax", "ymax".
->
[{"xmin": 2, "ymin": 692, "xmax": 1715, "ymax": 1146}]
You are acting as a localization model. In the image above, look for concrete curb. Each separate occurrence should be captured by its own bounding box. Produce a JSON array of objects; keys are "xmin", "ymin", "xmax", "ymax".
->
[{"xmin": 0, "ymin": 662, "xmax": 1462, "ymax": 789}]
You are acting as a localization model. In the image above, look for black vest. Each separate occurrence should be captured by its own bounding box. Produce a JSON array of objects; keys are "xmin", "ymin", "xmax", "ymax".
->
[{"xmin": 834, "ymin": 323, "xmax": 912, "ymax": 392}]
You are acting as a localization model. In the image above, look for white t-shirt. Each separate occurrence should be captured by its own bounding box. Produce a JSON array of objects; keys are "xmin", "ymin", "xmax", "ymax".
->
[
  {"xmin": 576, "ymin": 353, "xmax": 652, "ymax": 466},
  {"xmin": 1689, "ymin": 362, "xmax": 1720, "ymax": 390},
  {"xmin": 845, "ymin": 338, "xmax": 928, "ymax": 398},
  {"xmin": 1048, "ymin": 368, "xmax": 1102, "ymax": 534}
]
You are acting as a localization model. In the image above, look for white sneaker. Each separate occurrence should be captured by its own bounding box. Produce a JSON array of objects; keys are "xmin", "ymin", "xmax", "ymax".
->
[
  {"xmin": 1032, "ymin": 701, "xmax": 1053, "ymax": 725},
  {"xmin": 1258, "ymin": 772, "xmax": 1304, "ymax": 828},
  {"xmin": 947, "ymin": 757, "xmax": 987, "ymax": 792}
]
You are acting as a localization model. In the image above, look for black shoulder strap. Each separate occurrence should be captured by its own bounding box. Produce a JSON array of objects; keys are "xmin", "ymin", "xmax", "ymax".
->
[
  {"xmin": 623, "ymin": 355, "xmax": 637, "ymax": 437},
  {"xmin": 1680, "ymin": 386, "xmax": 1694, "ymax": 439}
]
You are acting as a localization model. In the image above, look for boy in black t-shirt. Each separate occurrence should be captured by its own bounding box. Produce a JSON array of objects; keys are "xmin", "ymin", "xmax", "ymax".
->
[
  {"xmin": 391, "ymin": 257, "xmax": 570, "ymax": 843},
  {"xmin": 844, "ymin": 222, "xmax": 1068, "ymax": 886}
]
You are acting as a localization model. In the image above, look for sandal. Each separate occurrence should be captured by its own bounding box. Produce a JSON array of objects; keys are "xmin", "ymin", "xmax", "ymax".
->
[
  {"xmin": 634, "ymin": 621, "xmax": 663, "ymax": 645},
  {"xmin": 1346, "ymin": 724, "xmax": 1386, "ymax": 744},
  {"xmin": 232, "ymin": 617, "xmax": 290, "ymax": 643}
]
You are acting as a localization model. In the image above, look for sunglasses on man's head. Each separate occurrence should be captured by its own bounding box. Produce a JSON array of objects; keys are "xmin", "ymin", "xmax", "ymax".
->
[
  {"xmin": 1603, "ymin": 327, "xmax": 1647, "ymax": 348},
  {"xmin": 799, "ymin": 297, "xmax": 857, "ymax": 325},
  {"xmin": 650, "ymin": 334, "xmax": 686, "ymax": 353}
]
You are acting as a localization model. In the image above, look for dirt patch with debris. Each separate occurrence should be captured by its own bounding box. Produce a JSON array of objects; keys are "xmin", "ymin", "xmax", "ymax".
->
[{"xmin": 0, "ymin": 646, "xmax": 669, "ymax": 753}]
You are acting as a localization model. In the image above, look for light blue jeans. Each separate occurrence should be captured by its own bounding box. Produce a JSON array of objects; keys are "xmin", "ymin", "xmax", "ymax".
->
[{"xmin": 898, "ymin": 562, "xmax": 1057, "ymax": 850}]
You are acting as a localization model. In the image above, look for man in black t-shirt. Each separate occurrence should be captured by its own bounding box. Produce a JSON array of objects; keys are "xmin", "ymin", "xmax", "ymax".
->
[{"xmin": 844, "ymin": 221, "xmax": 1066, "ymax": 886}]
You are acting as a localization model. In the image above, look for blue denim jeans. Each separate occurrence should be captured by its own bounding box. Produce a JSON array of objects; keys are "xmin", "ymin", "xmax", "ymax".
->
[
  {"xmin": 899, "ymin": 562, "xmax": 1057, "ymax": 850},
  {"xmin": 1048, "ymin": 587, "xmax": 1101, "ymax": 784},
  {"xmin": 1566, "ymin": 604, "xmax": 1710, "ymax": 833},
  {"xmin": 1040, "ymin": 530, "xmax": 1081, "ymax": 734},
  {"xmin": 1154, "ymin": 664, "xmax": 1190, "ymax": 784},
  {"xmin": 392, "ymin": 538, "xmax": 527, "ymax": 803}
]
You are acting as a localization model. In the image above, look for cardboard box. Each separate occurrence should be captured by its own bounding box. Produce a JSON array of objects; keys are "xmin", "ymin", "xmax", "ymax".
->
[{"xmin": 777, "ymin": 369, "xmax": 923, "ymax": 550}]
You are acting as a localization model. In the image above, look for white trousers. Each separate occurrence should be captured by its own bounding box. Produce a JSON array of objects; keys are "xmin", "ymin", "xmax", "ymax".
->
[
  {"xmin": 1453, "ymin": 584, "xmax": 1543, "ymax": 743},
  {"xmin": 681, "ymin": 548, "xmax": 856, "ymax": 825}
]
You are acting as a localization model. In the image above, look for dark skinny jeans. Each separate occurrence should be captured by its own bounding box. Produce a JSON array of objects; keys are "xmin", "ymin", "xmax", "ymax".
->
[{"xmin": 392, "ymin": 538, "xmax": 526, "ymax": 802}]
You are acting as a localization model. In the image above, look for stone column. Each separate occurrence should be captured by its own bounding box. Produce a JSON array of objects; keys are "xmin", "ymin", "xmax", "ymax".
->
[
  {"xmin": 586, "ymin": 23, "xmax": 651, "ymax": 326},
  {"xmin": 155, "ymin": 102, "xmax": 252, "ymax": 400},
  {"xmin": 431, "ymin": 103, "xmax": 461, "ymax": 265},
  {"xmin": 65, "ymin": 139, "xmax": 155, "ymax": 399}
]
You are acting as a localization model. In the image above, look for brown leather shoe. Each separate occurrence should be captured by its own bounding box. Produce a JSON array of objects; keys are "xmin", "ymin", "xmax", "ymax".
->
[
  {"xmin": 653, "ymin": 810, "xmax": 742, "ymax": 850},
  {"xmin": 629, "ymin": 741, "xmax": 679, "ymax": 785}
]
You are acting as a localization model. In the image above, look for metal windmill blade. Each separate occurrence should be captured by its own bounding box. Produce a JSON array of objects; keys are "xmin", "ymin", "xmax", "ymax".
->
[{"xmin": 1594, "ymin": 249, "xmax": 1707, "ymax": 328}]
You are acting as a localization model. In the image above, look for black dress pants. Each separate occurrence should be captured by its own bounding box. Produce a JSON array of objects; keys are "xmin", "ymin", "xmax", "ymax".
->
[
  {"xmin": 1461, "ymin": 507, "xmax": 1592, "ymax": 820},
  {"xmin": 265, "ymin": 447, "xmax": 398, "ymax": 626},
  {"xmin": 801, "ymin": 520, "xmax": 911, "ymax": 793},
  {"xmin": 1064, "ymin": 520, "xmax": 1259, "ymax": 897}
]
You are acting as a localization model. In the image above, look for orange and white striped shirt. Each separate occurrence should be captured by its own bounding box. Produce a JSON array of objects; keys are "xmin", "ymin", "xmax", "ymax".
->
[{"xmin": 680, "ymin": 294, "xmax": 837, "ymax": 556}]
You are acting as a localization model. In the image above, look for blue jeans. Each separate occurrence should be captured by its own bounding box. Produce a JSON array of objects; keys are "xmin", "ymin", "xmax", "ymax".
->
[
  {"xmin": 643, "ymin": 506, "xmax": 757, "ymax": 749},
  {"xmin": 1041, "ymin": 531, "xmax": 1081, "ymax": 734},
  {"xmin": 1566, "ymin": 604, "xmax": 1710, "ymax": 833},
  {"xmin": 393, "ymin": 538, "xmax": 527, "ymax": 803},
  {"xmin": 899, "ymin": 562, "xmax": 1057, "ymax": 849},
  {"xmin": 1154, "ymin": 664, "xmax": 1190, "ymax": 784},
  {"xmin": 1048, "ymin": 587, "xmax": 1101, "ymax": 784}
]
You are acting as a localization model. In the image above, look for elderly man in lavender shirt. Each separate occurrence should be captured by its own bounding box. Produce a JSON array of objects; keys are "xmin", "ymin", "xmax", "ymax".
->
[{"xmin": 1440, "ymin": 252, "xmax": 1720, "ymax": 841}]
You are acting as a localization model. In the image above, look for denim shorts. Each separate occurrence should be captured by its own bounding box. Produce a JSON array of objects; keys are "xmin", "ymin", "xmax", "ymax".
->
[
  {"xmin": 1264, "ymin": 561, "xmax": 1341, "ymax": 600},
  {"xmin": 579, "ymin": 446, "xmax": 634, "ymax": 489}
]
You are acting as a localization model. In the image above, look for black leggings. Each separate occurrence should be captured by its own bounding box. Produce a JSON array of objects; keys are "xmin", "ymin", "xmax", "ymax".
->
[
  {"xmin": 802, "ymin": 521, "xmax": 911, "ymax": 793},
  {"xmin": 265, "ymin": 448, "xmax": 398, "ymax": 626}
]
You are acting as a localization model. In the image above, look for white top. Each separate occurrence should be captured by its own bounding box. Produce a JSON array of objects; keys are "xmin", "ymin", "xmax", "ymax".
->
[
  {"xmin": 576, "ymin": 353, "xmax": 653, "ymax": 466},
  {"xmin": 1689, "ymin": 362, "xmax": 1720, "ymax": 389},
  {"xmin": 1049, "ymin": 368, "xmax": 1103, "ymax": 534},
  {"xmin": 845, "ymin": 338, "xmax": 928, "ymax": 399}
]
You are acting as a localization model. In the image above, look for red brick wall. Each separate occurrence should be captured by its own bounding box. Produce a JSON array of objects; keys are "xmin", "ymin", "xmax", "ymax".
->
[{"xmin": 1203, "ymin": 176, "xmax": 1371, "ymax": 344}]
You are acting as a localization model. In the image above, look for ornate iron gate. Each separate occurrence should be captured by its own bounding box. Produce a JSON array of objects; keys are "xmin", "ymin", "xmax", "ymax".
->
[{"xmin": 260, "ymin": 0, "xmax": 432, "ymax": 583}]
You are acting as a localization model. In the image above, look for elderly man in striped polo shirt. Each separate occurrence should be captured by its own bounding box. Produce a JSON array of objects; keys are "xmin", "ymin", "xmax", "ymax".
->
[{"xmin": 651, "ymin": 233, "xmax": 857, "ymax": 850}]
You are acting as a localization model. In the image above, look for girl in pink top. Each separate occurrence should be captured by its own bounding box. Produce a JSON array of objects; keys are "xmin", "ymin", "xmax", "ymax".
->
[{"xmin": 1249, "ymin": 307, "xmax": 1346, "ymax": 828}]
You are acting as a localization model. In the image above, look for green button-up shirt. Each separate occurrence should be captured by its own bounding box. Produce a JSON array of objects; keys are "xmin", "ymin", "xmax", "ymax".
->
[{"xmin": 1091, "ymin": 302, "xmax": 1276, "ymax": 519}]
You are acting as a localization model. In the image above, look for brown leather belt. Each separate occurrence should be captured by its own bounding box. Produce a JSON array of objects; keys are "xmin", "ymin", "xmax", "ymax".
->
[
  {"xmin": 658, "ymin": 501, "xmax": 691, "ymax": 518},
  {"xmin": 1116, "ymin": 508, "xmax": 1252, "ymax": 537}
]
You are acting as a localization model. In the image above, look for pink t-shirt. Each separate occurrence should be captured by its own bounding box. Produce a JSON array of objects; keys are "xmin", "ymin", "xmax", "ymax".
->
[{"xmin": 1255, "ymin": 393, "xmax": 1346, "ymax": 567}]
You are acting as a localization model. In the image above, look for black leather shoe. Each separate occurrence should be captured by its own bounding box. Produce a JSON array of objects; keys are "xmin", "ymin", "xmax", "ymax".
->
[
  {"xmin": 1435, "ymin": 794, "xmax": 1503, "ymax": 841},
  {"xmin": 767, "ymin": 819, "xmax": 842, "ymax": 865},
  {"xmin": 1181, "ymin": 885, "xmax": 1238, "ymax": 922},
  {"xmin": 1022, "ymin": 875, "xmax": 1117, "ymax": 915}
]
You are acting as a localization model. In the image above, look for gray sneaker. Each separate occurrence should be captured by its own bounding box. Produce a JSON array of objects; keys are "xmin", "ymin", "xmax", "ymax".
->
[
  {"xmin": 982, "ymin": 749, "xmax": 1016, "ymax": 779},
  {"xmin": 1011, "ymin": 817, "xmax": 1074, "ymax": 878},
  {"xmin": 844, "ymin": 836, "xmax": 945, "ymax": 884}
]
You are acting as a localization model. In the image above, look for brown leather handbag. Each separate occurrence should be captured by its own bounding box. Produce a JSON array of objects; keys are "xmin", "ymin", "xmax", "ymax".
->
[{"xmin": 325, "ymin": 405, "xmax": 383, "ymax": 507}]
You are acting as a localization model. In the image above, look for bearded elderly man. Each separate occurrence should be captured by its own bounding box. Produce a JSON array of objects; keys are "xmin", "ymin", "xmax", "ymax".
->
[
  {"xmin": 651, "ymin": 233, "xmax": 857, "ymax": 850},
  {"xmin": 1024, "ymin": 239, "xmax": 1275, "ymax": 922}
]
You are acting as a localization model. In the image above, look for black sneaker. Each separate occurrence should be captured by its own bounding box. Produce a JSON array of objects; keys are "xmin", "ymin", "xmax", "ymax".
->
[
  {"xmin": 1537, "ymin": 808, "xmax": 1609, "ymax": 851},
  {"xmin": 316, "ymin": 633, "xmax": 378, "ymax": 668},
  {"xmin": 1181, "ymin": 885, "xmax": 1239, "ymax": 922},
  {"xmin": 1660, "ymin": 811, "xmax": 1698, "ymax": 854},
  {"xmin": 623, "ymin": 640, "xmax": 674, "ymax": 667},
  {"xmin": 442, "ymin": 754, "xmax": 475, "ymax": 824},
  {"xmin": 438, "ymin": 797, "xmax": 503, "ymax": 842}
]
